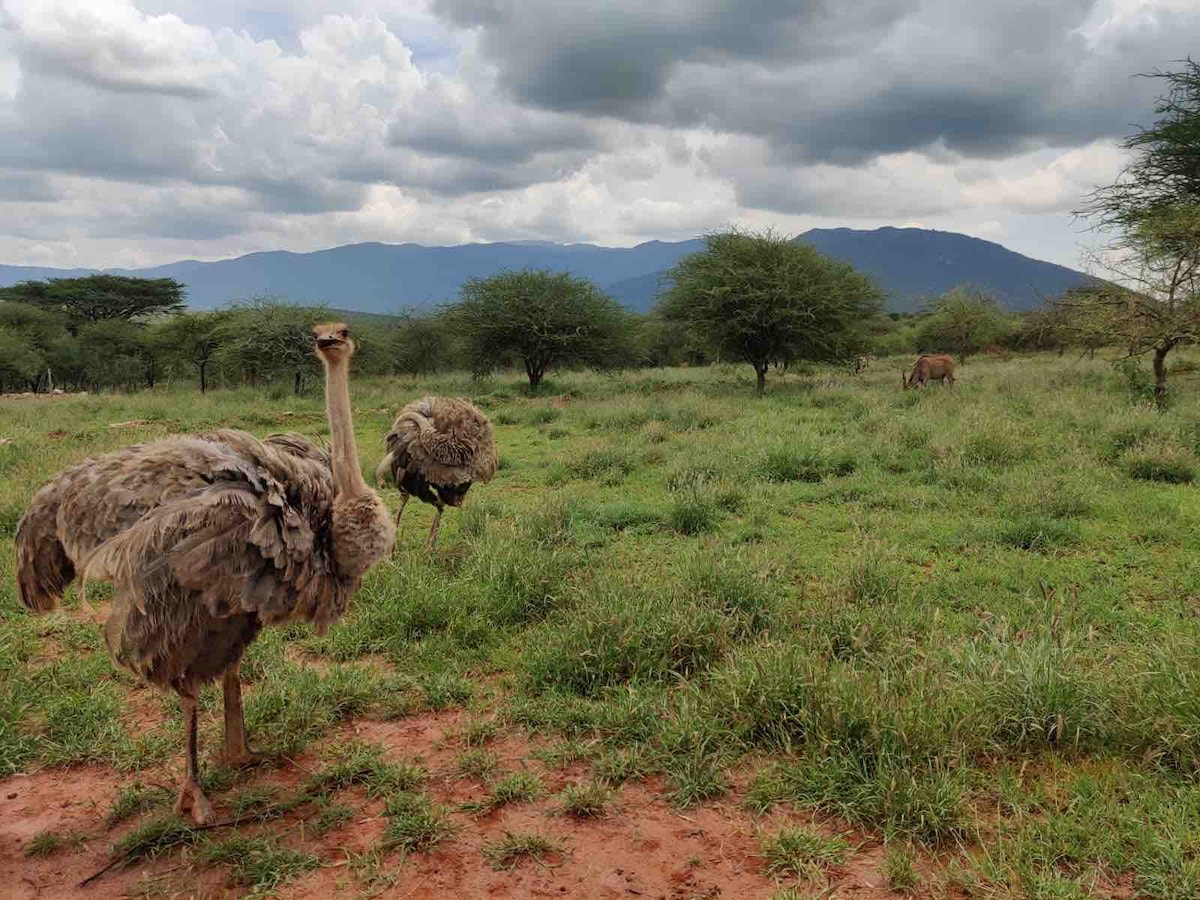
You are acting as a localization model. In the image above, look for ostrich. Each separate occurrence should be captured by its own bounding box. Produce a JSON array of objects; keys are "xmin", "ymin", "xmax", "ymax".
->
[
  {"xmin": 15, "ymin": 323, "xmax": 394, "ymax": 823},
  {"xmin": 375, "ymin": 397, "xmax": 498, "ymax": 549}
]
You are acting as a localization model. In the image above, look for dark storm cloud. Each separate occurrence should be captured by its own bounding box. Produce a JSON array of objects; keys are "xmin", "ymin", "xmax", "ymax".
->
[
  {"xmin": 339, "ymin": 145, "xmax": 595, "ymax": 198},
  {"xmin": 433, "ymin": 0, "xmax": 908, "ymax": 116},
  {"xmin": 431, "ymin": 0, "xmax": 1200, "ymax": 162},
  {"xmin": 385, "ymin": 82, "xmax": 605, "ymax": 167}
]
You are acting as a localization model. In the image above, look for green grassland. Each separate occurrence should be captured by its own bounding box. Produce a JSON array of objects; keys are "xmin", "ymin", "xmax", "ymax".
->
[{"xmin": 5, "ymin": 354, "xmax": 1200, "ymax": 897}]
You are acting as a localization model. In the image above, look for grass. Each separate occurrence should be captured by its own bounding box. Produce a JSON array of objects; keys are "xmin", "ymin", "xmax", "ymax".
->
[
  {"xmin": 481, "ymin": 830, "xmax": 565, "ymax": 869},
  {"xmin": 109, "ymin": 816, "xmax": 201, "ymax": 866},
  {"xmin": 558, "ymin": 780, "xmax": 611, "ymax": 817},
  {"xmin": 462, "ymin": 769, "xmax": 543, "ymax": 813},
  {"xmin": 8, "ymin": 357, "xmax": 1200, "ymax": 895},
  {"xmin": 457, "ymin": 747, "xmax": 501, "ymax": 779},
  {"xmin": 884, "ymin": 842, "xmax": 920, "ymax": 893},
  {"xmin": 380, "ymin": 792, "xmax": 454, "ymax": 853},
  {"xmin": 26, "ymin": 828, "xmax": 83, "ymax": 856},
  {"xmin": 760, "ymin": 825, "xmax": 849, "ymax": 877},
  {"xmin": 304, "ymin": 740, "xmax": 426, "ymax": 799},
  {"xmin": 199, "ymin": 834, "xmax": 320, "ymax": 893},
  {"xmin": 105, "ymin": 782, "xmax": 172, "ymax": 827}
]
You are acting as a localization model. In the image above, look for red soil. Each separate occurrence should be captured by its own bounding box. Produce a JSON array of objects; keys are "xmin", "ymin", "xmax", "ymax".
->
[{"xmin": 2, "ymin": 708, "xmax": 908, "ymax": 900}]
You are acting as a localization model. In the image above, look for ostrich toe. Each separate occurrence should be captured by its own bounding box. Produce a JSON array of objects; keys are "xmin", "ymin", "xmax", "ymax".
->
[{"xmin": 174, "ymin": 780, "xmax": 215, "ymax": 825}]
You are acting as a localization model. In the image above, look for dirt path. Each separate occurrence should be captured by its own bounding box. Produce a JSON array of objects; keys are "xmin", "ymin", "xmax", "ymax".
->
[{"xmin": 2, "ymin": 709, "xmax": 907, "ymax": 900}]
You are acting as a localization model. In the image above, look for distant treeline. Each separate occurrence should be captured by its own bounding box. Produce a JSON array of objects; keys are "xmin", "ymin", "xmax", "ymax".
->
[{"xmin": 0, "ymin": 271, "xmax": 1080, "ymax": 396}]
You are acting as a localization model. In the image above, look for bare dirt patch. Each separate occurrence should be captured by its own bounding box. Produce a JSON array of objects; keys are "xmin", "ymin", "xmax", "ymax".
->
[{"xmin": 1, "ymin": 707, "xmax": 915, "ymax": 900}]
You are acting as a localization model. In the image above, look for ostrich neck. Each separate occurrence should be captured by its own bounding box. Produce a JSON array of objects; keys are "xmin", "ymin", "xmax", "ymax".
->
[{"xmin": 322, "ymin": 358, "xmax": 368, "ymax": 497}]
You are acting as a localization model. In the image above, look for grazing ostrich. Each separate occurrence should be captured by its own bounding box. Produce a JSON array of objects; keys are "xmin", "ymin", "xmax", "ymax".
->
[
  {"xmin": 375, "ymin": 397, "xmax": 498, "ymax": 549},
  {"xmin": 15, "ymin": 323, "xmax": 394, "ymax": 823}
]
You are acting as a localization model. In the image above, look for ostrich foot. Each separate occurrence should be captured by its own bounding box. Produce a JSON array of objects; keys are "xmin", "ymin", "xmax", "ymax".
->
[
  {"xmin": 223, "ymin": 745, "xmax": 269, "ymax": 768},
  {"xmin": 174, "ymin": 780, "xmax": 215, "ymax": 825}
]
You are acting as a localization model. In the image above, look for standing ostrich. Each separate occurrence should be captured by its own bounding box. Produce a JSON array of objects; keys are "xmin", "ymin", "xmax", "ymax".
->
[
  {"xmin": 375, "ymin": 397, "xmax": 498, "ymax": 549},
  {"xmin": 15, "ymin": 323, "xmax": 394, "ymax": 823}
]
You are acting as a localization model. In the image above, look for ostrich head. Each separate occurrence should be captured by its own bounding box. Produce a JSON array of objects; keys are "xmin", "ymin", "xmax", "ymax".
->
[{"xmin": 313, "ymin": 322, "xmax": 356, "ymax": 363}]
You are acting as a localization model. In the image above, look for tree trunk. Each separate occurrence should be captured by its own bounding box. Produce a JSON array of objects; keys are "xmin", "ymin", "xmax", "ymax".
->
[
  {"xmin": 199, "ymin": 361, "xmax": 208, "ymax": 394},
  {"xmin": 754, "ymin": 363, "xmax": 767, "ymax": 396},
  {"xmin": 294, "ymin": 369, "xmax": 302, "ymax": 395},
  {"xmin": 1153, "ymin": 341, "xmax": 1175, "ymax": 411},
  {"xmin": 525, "ymin": 358, "xmax": 544, "ymax": 392}
]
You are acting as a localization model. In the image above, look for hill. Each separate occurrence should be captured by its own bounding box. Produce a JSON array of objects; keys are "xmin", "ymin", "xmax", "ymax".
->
[
  {"xmin": 0, "ymin": 229, "xmax": 1091, "ymax": 314},
  {"xmin": 798, "ymin": 227, "xmax": 1094, "ymax": 313}
]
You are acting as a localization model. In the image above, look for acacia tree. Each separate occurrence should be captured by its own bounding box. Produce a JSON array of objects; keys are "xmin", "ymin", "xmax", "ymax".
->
[
  {"xmin": 1062, "ymin": 206, "xmax": 1200, "ymax": 407},
  {"xmin": 393, "ymin": 312, "xmax": 453, "ymax": 376},
  {"xmin": 657, "ymin": 229, "xmax": 882, "ymax": 394},
  {"xmin": 217, "ymin": 299, "xmax": 326, "ymax": 394},
  {"xmin": 449, "ymin": 269, "xmax": 633, "ymax": 390},
  {"xmin": 154, "ymin": 310, "xmax": 230, "ymax": 392},
  {"xmin": 0, "ymin": 275, "xmax": 185, "ymax": 331},
  {"xmin": 1077, "ymin": 61, "xmax": 1200, "ymax": 408},
  {"xmin": 915, "ymin": 288, "xmax": 1013, "ymax": 357},
  {"xmin": 0, "ymin": 326, "xmax": 44, "ymax": 392}
]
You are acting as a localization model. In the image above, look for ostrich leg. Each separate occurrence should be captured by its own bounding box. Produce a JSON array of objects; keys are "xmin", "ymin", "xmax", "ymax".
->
[
  {"xmin": 174, "ymin": 689, "xmax": 215, "ymax": 825},
  {"xmin": 391, "ymin": 493, "xmax": 410, "ymax": 556},
  {"xmin": 222, "ymin": 661, "xmax": 264, "ymax": 766},
  {"xmin": 426, "ymin": 503, "xmax": 444, "ymax": 550}
]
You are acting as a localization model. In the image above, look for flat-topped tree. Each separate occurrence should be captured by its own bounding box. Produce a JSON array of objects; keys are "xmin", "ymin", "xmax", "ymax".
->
[
  {"xmin": 0, "ymin": 275, "xmax": 185, "ymax": 330},
  {"xmin": 658, "ymin": 229, "xmax": 883, "ymax": 395}
]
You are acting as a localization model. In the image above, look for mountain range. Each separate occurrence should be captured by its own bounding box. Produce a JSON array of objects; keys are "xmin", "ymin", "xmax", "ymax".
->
[{"xmin": 0, "ymin": 227, "xmax": 1093, "ymax": 315}]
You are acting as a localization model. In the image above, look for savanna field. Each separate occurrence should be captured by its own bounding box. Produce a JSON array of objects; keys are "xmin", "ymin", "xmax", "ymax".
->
[{"xmin": 5, "ymin": 355, "xmax": 1200, "ymax": 899}]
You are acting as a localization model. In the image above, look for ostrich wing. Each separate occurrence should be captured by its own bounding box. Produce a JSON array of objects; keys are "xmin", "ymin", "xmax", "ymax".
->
[
  {"xmin": 83, "ymin": 455, "xmax": 345, "ymax": 637},
  {"xmin": 17, "ymin": 429, "xmax": 335, "ymax": 616}
]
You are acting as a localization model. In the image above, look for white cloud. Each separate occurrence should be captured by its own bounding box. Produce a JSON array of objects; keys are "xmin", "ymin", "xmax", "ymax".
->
[{"xmin": 0, "ymin": 0, "xmax": 1189, "ymax": 272}]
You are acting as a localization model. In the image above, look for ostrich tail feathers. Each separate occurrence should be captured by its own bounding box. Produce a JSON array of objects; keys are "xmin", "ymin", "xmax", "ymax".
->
[{"xmin": 15, "ymin": 481, "xmax": 73, "ymax": 613}]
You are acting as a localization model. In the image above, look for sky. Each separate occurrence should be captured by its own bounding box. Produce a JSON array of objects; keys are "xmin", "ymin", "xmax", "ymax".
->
[{"xmin": 0, "ymin": 0, "xmax": 1196, "ymax": 271}]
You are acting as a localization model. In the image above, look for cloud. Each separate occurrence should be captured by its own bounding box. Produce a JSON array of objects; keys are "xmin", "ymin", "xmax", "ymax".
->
[
  {"xmin": 701, "ymin": 136, "xmax": 1128, "ymax": 220},
  {"xmin": 434, "ymin": 0, "xmax": 1200, "ymax": 162},
  {"xmin": 0, "ymin": 0, "xmax": 1190, "ymax": 272},
  {"xmin": 0, "ymin": 2, "xmax": 599, "ymax": 210}
]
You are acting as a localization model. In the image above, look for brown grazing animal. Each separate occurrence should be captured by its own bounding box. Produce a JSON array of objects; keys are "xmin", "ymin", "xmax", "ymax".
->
[
  {"xmin": 15, "ymin": 323, "xmax": 394, "ymax": 823},
  {"xmin": 376, "ymin": 396, "xmax": 498, "ymax": 550},
  {"xmin": 903, "ymin": 354, "xmax": 956, "ymax": 389}
]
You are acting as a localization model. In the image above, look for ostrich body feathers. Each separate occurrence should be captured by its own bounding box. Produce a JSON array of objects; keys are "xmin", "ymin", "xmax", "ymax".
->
[
  {"xmin": 16, "ymin": 430, "xmax": 353, "ymax": 690},
  {"xmin": 377, "ymin": 397, "xmax": 497, "ymax": 513}
]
